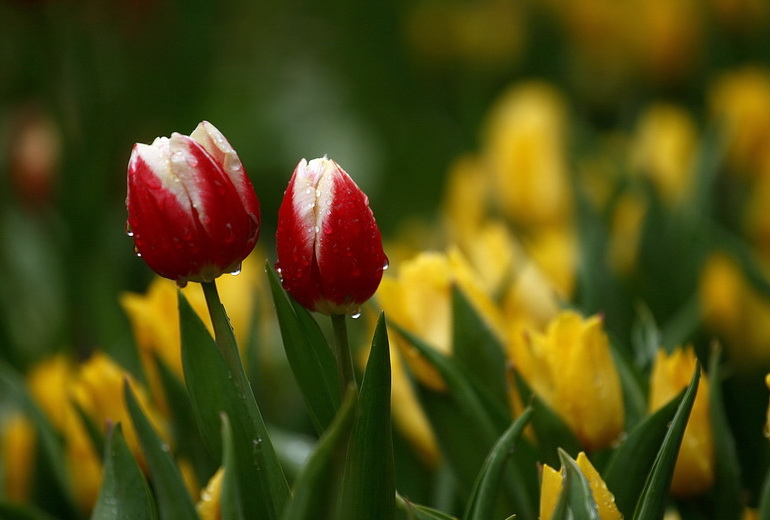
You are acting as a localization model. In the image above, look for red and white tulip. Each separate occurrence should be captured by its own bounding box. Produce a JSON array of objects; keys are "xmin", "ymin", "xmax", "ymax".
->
[
  {"xmin": 276, "ymin": 157, "xmax": 387, "ymax": 315},
  {"xmin": 126, "ymin": 121, "xmax": 260, "ymax": 285}
]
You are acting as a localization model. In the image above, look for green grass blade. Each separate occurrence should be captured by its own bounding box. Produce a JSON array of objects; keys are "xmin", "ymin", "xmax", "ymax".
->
[{"xmin": 220, "ymin": 413, "xmax": 245, "ymax": 520}]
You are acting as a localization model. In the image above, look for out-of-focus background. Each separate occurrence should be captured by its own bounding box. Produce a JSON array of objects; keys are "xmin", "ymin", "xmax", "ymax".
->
[{"xmin": 3, "ymin": 0, "xmax": 769, "ymax": 368}]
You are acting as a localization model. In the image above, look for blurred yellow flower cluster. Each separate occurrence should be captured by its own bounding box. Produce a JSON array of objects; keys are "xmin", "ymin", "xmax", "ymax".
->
[{"xmin": 1, "ymin": 353, "xmax": 166, "ymax": 512}]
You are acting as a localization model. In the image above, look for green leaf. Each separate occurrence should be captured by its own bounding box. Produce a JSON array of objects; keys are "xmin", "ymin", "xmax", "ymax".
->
[
  {"xmin": 603, "ymin": 390, "xmax": 683, "ymax": 516},
  {"xmin": 554, "ymin": 450, "xmax": 600, "ymax": 520},
  {"xmin": 220, "ymin": 413, "xmax": 245, "ymax": 520},
  {"xmin": 759, "ymin": 462, "xmax": 770, "ymax": 520},
  {"xmin": 707, "ymin": 345, "xmax": 742, "ymax": 520},
  {"xmin": 281, "ymin": 387, "xmax": 357, "ymax": 520},
  {"xmin": 179, "ymin": 292, "xmax": 289, "ymax": 520},
  {"xmin": 91, "ymin": 423, "xmax": 158, "ymax": 520},
  {"xmin": 512, "ymin": 370, "xmax": 580, "ymax": 468},
  {"xmin": 397, "ymin": 495, "xmax": 459, "ymax": 520},
  {"xmin": 0, "ymin": 362, "xmax": 79, "ymax": 520},
  {"xmin": 124, "ymin": 381, "xmax": 199, "ymax": 520},
  {"xmin": 451, "ymin": 285, "xmax": 509, "ymax": 413},
  {"xmin": 340, "ymin": 313, "xmax": 395, "ymax": 520},
  {"xmin": 154, "ymin": 353, "xmax": 218, "ymax": 486},
  {"xmin": 632, "ymin": 364, "xmax": 701, "ymax": 520},
  {"xmin": 395, "ymin": 325, "xmax": 537, "ymax": 520},
  {"xmin": 465, "ymin": 408, "xmax": 532, "ymax": 520},
  {"xmin": 71, "ymin": 400, "xmax": 106, "ymax": 463},
  {"xmin": 266, "ymin": 262, "xmax": 340, "ymax": 434}
]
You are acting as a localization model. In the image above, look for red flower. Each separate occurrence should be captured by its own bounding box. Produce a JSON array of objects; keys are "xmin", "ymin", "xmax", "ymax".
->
[
  {"xmin": 276, "ymin": 157, "xmax": 387, "ymax": 315},
  {"xmin": 126, "ymin": 121, "xmax": 260, "ymax": 285}
]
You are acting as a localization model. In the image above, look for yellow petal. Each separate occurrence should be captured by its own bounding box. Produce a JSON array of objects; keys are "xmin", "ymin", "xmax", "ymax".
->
[
  {"xmin": 539, "ymin": 463, "xmax": 562, "ymax": 520},
  {"xmin": 576, "ymin": 452, "xmax": 622, "ymax": 520}
]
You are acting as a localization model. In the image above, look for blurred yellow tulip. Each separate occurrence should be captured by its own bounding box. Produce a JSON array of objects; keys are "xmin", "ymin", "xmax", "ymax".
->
[
  {"xmin": 197, "ymin": 468, "xmax": 224, "ymax": 520},
  {"xmin": 648, "ymin": 347, "xmax": 714, "ymax": 497},
  {"xmin": 483, "ymin": 82, "xmax": 571, "ymax": 229}
]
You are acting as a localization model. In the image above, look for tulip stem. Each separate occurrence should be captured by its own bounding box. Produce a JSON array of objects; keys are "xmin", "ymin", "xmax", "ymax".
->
[
  {"xmin": 331, "ymin": 314, "xmax": 357, "ymax": 395},
  {"xmin": 201, "ymin": 280, "xmax": 248, "ymax": 393}
]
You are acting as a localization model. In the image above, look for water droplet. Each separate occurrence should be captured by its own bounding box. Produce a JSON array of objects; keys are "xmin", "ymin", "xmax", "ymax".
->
[
  {"xmin": 382, "ymin": 258, "xmax": 390, "ymax": 271},
  {"xmin": 176, "ymin": 279, "xmax": 188, "ymax": 288},
  {"xmin": 350, "ymin": 311, "xmax": 361, "ymax": 319},
  {"xmin": 307, "ymin": 201, "xmax": 316, "ymax": 209},
  {"xmin": 305, "ymin": 187, "xmax": 313, "ymax": 195},
  {"xmin": 229, "ymin": 263, "xmax": 242, "ymax": 276},
  {"xmin": 186, "ymin": 155, "xmax": 199, "ymax": 167},
  {"xmin": 133, "ymin": 245, "xmax": 142, "ymax": 257},
  {"xmin": 314, "ymin": 225, "xmax": 320, "ymax": 234},
  {"xmin": 124, "ymin": 222, "xmax": 134, "ymax": 237}
]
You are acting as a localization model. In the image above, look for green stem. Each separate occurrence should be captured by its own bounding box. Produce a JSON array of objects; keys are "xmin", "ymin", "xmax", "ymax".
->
[
  {"xmin": 331, "ymin": 313, "xmax": 357, "ymax": 395},
  {"xmin": 201, "ymin": 280, "xmax": 248, "ymax": 394}
]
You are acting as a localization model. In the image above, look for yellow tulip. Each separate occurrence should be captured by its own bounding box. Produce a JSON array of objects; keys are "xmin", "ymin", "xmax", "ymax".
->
[
  {"xmin": 648, "ymin": 347, "xmax": 714, "ymax": 497},
  {"xmin": 709, "ymin": 67, "xmax": 770, "ymax": 176},
  {"xmin": 197, "ymin": 468, "xmax": 224, "ymax": 520},
  {"xmin": 540, "ymin": 452, "xmax": 622, "ymax": 520},
  {"xmin": 25, "ymin": 352, "xmax": 167, "ymax": 512},
  {"xmin": 0, "ymin": 413, "xmax": 35, "ymax": 502},
  {"xmin": 508, "ymin": 311, "xmax": 624, "ymax": 451},
  {"xmin": 482, "ymin": 82, "xmax": 571, "ymax": 229},
  {"xmin": 699, "ymin": 252, "xmax": 770, "ymax": 369},
  {"xmin": 631, "ymin": 103, "xmax": 698, "ymax": 205}
]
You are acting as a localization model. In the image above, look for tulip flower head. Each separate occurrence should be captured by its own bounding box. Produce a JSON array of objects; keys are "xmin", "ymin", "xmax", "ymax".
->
[
  {"xmin": 126, "ymin": 121, "xmax": 260, "ymax": 286},
  {"xmin": 276, "ymin": 156, "xmax": 387, "ymax": 315}
]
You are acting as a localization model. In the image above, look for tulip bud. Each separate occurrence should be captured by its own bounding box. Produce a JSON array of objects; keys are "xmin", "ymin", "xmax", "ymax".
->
[
  {"xmin": 275, "ymin": 156, "xmax": 387, "ymax": 315},
  {"xmin": 126, "ymin": 122, "xmax": 260, "ymax": 286}
]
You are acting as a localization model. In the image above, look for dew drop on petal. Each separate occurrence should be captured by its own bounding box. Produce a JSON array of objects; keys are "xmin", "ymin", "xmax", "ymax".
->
[
  {"xmin": 133, "ymin": 245, "xmax": 142, "ymax": 257},
  {"xmin": 186, "ymin": 155, "xmax": 199, "ymax": 167},
  {"xmin": 229, "ymin": 263, "xmax": 242, "ymax": 276},
  {"xmin": 382, "ymin": 258, "xmax": 390, "ymax": 271},
  {"xmin": 350, "ymin": 311, "xmax": 361, "ymax": 319}
]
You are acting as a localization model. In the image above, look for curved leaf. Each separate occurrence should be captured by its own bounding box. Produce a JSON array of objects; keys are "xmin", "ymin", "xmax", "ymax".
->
[
  {"xmin": 124, "ymin": 381, "xmax": 199, "ymax": 520},
  {"xmin": 339, "ymin": 313, "xmax": 395, "ymax": 520},
  {"xmin": 281, "ymin": 388, "xmax": 357, "ymax": 520},
  {"xmin": 266, "ymin": 262, "xmax": 340, "ymax": 434},
  {"xmin": 91, "ymin": 423, "xmax": 157, "ymax": 520},
  {"xmin": 632, "ymin": 364, "xmax": 701, "ymax": 520},
  {"xmin": 465, "ymin": 408, "xmax": 532, "ymax": 520},
  {"xmin": 179, "ymin": 291, "xmax": 289, "ymax": 520}
]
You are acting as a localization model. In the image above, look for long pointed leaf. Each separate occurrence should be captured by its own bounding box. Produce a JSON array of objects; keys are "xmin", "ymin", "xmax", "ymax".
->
[
  {"xmin": 708, "ymin": 345, "xmax": 742, "ymax": 520},
  {"xmin": 465, "ymin": 408, "xmax": 532, "ymax": 520},
  {"xmin": 266, "ymin": 263, "xmax": 340, "ymax": 434},
  {"xmin": 179, "ymin": 292, "xmax": 289, "ymax": 520},
  {"xmin": 451, "ymin": 285, "xmax": 509, "ymax": 412},
  {"xmin": 512, "ymin": 370, "xmax": 580, "ymax": 468},
  {"xmin": 220, "ymin": 413, "xmax": 245, "ymax": 520},
  {"xmin": 603, "ymin": 390, "xmax": 683, "ymax": 515},
  {"xmin": 340, "ymin": 313, "xmax": 395, "ymax": 520},
  {"xmin": 632, "ymin": 364, "xmax": 701, "ymax": 520},
  {"xmin": 90, "ymin": 423, "xmax": 157, "ymax": 520},
  {"xmin": 124, "ymin": 381, "xmax": 199, "ymax": 520},
  {"xmin": 281, "ymin": 388, "xmax": 357, "ymax": 520},
  {"xmin": 558, "ymin": 450, "xmax": 601, "ymax": 520}
]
